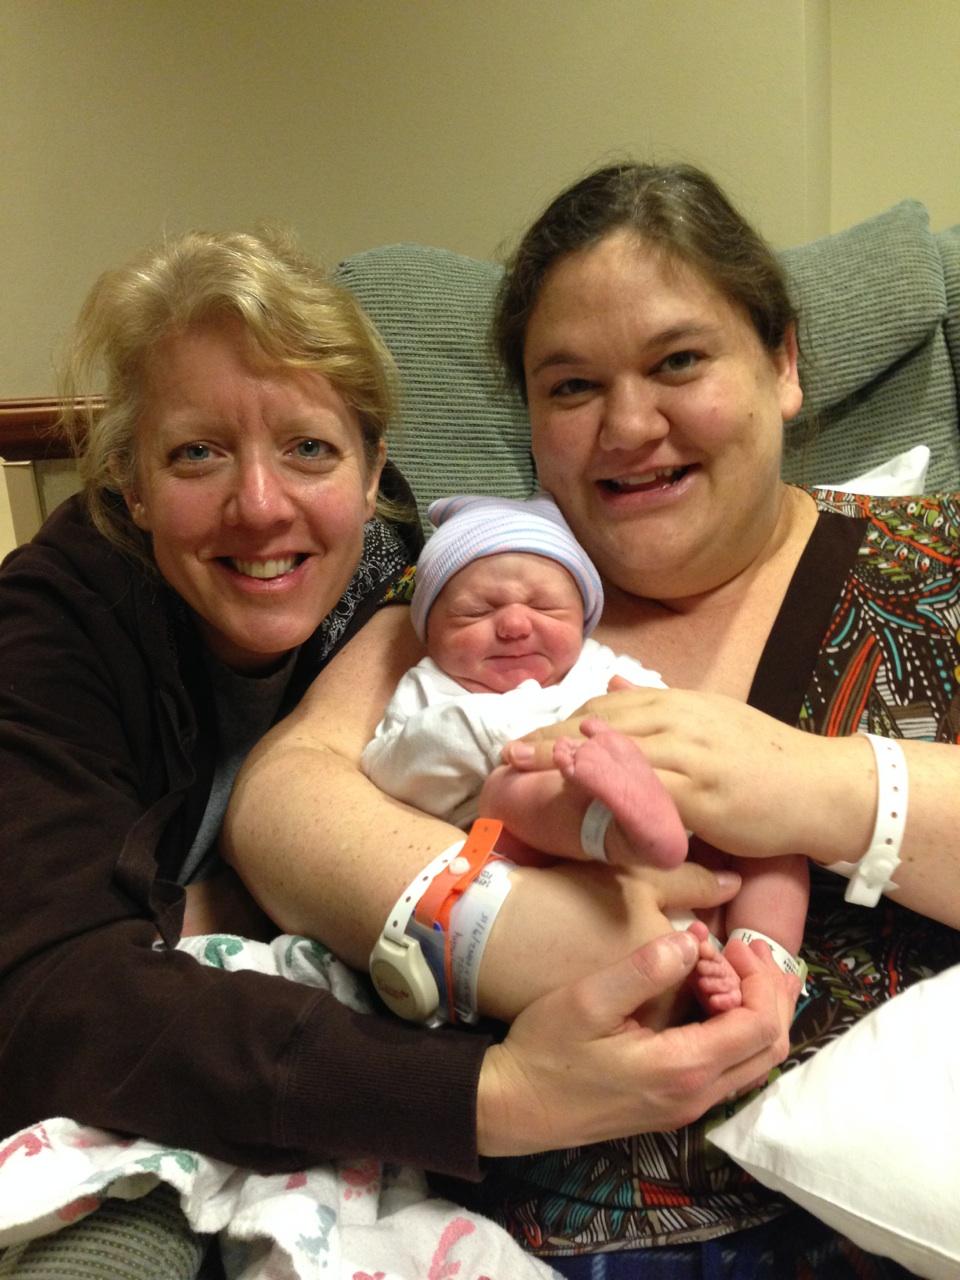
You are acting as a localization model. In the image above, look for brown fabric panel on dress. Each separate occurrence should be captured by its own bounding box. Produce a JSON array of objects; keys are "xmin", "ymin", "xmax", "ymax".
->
[{"xmin": 748, "ymin": 509, "xmax": 866, "ymax": 723}]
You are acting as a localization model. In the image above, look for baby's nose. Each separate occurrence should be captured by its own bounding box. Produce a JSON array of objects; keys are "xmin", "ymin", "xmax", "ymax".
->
[{"xmin": 496, "ymin": 603, "xmax": 533, "ymax": 638}]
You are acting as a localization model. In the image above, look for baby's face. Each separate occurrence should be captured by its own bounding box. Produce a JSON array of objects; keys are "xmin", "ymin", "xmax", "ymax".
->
[{"xmin": 426, "ymin": 552, "xmax": 585, "ymax": 693}]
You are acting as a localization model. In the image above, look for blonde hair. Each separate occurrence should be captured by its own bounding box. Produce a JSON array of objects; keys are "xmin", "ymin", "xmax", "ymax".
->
[{"xmin": 59, "ymin": 228, "xmax": 404, "ymax": 559}]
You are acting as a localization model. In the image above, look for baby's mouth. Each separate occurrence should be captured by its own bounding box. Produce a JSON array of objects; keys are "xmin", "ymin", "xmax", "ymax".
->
[{"xmin": 602, "ymin": 467, "xmax": 690, "ymax": 494}]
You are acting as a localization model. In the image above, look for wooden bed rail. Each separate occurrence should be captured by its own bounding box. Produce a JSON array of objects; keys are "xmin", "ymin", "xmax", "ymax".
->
[{"xmin": 0, "ymin": 398, "xmax": 101, "ymax": 462}]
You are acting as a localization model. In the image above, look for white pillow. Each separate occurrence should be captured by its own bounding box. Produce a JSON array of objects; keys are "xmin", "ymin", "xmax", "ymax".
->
[
  {"xmin": 820, "ymin": 445, "xmax": 931, "ymax": 496},
  {"xmin": 709, "ymin": 964, "xmax": 960, "ymax": 1278}
]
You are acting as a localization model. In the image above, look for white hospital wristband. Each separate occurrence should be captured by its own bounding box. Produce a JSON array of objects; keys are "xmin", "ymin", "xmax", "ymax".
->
[
  {"xmin": 728, "ymin": 927, "xmax": 808, "ymax": 990},
  {"xmin": 823, "ymin": 733, "xmax": 908, "ymax": 908},
  {"xmin": 368, "ymin": 839, "xmax": 464, "ymax": 1025},
  {"xmin": 448, "ymin": 857, "xmax": 515, "ymax": 1022}
]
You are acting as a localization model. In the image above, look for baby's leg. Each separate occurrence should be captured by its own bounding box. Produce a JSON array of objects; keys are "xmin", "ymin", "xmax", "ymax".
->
[
  {"xmin": 479, "ymin": 722, "xmax": 686, "ymax": 869},
  {"xmin": 725, "ymin": 854, "xmax": 810, "ymax": 958},
  {"xmin": 688, "ymin": 854, "xmax": 810, "ymax": 1017},
  {"xmin": 688, "ymin": 854, "xmax": 809, "ymax": 1015},
  {"xmin": 552, "ymin": 716, "xmax": 688, "ymax": 868},
  {"xmin": 679, "ymin": 846, "xmax": 742, "ymax": 1015}
]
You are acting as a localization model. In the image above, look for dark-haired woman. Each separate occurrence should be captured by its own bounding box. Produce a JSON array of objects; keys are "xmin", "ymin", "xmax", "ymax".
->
[{"xmin": 231, "ymin": 165, "xmax": 960, "ymax": 1276}]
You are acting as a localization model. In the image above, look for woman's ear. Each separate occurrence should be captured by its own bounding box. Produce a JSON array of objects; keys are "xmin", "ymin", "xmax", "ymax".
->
[
  {"xmin": 111, "ymin": 452, "xmax": 150, "ymax": 530},
  {"xmin": 777, "ymin": 323, "xmax": 803, "ymax": 422},
  {"xmin": 120, "ymin": 479, "xmax": 151, "ymax": 532},
  {"xmin": 364, "ymin": 438, "xmax": 387, "ymax": 518}
]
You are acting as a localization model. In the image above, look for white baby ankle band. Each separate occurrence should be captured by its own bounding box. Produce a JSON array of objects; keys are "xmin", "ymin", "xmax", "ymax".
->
[
  {"xmin": 580, "ymin": 799, "xmax": 613, "ymax": 862},
  {"xmin": 823, "ymin": 733, "xmax": 907, "ymax": 908},
  {"xmin": 727, "ymin": 927, "xmax": 808, "ymax": 989}
]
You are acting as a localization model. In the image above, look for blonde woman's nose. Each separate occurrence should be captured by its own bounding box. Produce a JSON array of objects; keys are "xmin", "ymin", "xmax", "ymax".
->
[{"xmin": 224, "ymin": 457, "xmax": 296, "ymax": 527}]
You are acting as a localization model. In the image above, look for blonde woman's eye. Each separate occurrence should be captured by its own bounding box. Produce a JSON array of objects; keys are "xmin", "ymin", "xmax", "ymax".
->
[
  {"xmin": 177, "ymin": 442, "xmax": 212, "ymax": 462},
  {"xmin": 295, "ymin": 438, "xmax": 333, "ymax": 459}
]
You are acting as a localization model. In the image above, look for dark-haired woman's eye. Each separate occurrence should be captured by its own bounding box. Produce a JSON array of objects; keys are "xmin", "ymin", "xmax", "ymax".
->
[
  {"xmin": 659, "ymin": 350, "xmax": 699, "ymax": 375},
  {"xmin": 551, "ymin": 377, "xmax": 595, "ymax": 398}
]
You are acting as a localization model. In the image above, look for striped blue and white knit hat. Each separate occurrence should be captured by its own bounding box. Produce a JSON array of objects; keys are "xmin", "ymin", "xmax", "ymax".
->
[{"xmin": 410, "ymin": 492, "xmax": 604, "ymax": 641}]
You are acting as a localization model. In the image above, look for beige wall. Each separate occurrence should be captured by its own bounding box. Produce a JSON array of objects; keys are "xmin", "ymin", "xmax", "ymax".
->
[
  {"xmin": 831, "ymin": 0, "xmax": 960, "ymax": 233},
  {"xmin": 2, "ymin": 0, "xmax": 958, "ymax": 560},
  {"xmin": 2, "ymin": 0, "xmax": 830, "ymax": 399}
]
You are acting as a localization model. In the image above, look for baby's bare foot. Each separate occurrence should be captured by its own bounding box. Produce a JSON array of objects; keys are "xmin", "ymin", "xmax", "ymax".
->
[
  {"xmin": 553, "ymin": 717, "xmax": 687, "ymax": 867},
  {"xmin": 687, "ymin": 921, "xmax": 743, "ymax": 1015}
]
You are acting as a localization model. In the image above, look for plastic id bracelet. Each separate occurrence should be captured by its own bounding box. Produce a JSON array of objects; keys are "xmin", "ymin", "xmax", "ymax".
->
[
  {"xmin": 823, "ymin": 733, "xmax": 908, "ymax": 908},
  {"xmin": 415, "ymin": 818, "xmax": 504, "ymax": 1023},
  {"xmin": 728, "ymin": 927, "xmax": 808, "ymax": 991},
  {"xmin": 369, "ymin": 819, "xmax": 503, "ymax": 1025}
]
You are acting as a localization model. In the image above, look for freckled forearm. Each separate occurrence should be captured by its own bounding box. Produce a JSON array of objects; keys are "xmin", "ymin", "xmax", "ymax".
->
[{"xmin": 224, "ymin": 737, "xmax": 464, "ymax": 964}]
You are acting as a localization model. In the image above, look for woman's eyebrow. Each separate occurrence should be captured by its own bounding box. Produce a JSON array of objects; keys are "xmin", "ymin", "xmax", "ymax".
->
[
  {"xmin": 528, "ymin": 323, "xmax": 720, "ymax": 377},
  {"xmin": 527, "ymin": 350, "xmax": 588, "ymax": 378},
  {"xmin": 150, "ymin": 413, "xmax": 214, "ymax": 441},
  {"xmin": 649, "ymin": 322, "xmax": 716, "ymax": 346}
]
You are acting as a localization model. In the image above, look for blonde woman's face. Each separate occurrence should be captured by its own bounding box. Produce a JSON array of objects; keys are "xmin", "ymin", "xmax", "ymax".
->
[{"xmin": 124, "ymin": 319, "xmax": 383, "ymax": 671}]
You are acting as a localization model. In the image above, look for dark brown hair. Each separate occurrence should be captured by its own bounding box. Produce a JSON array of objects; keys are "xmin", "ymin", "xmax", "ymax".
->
[{"xmin": 494, "ymin": 162, "xmax": 797, "ymax": 398}]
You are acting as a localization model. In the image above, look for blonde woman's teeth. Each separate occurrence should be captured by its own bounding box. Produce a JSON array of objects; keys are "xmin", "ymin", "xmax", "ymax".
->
[{"xmin": 230, "ymin": 556, "xmax": 300, "ymax": 579}]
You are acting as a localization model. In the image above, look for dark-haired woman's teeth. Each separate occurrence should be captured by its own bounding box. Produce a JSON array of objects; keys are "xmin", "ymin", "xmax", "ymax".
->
[
  {"xmin": 231, "ymin": 556, "xmax": 299, "ymax": 579},
  {"xmin": 607, "ymin": 468, "xmax": 686, "ymax": 492}
]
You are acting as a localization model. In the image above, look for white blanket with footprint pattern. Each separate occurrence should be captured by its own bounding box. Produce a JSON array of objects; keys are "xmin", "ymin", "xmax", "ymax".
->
[{"xmin": 0, "ymin": 934, "xmax": 557, "ymax": 1280}]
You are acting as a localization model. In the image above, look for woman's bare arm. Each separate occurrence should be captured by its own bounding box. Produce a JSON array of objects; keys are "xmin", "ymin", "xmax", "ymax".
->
[
  {"xmin": 502, "ymin": 686, "xmax": 960, "ymax": 930},
  {"xmin": 225, "ymin": 610, "xmax": 799, "ymax": 1152},
  {"xmin": 224, "ymin": 608, "xmax": 743, "ymax": 1020},
  {"xmin": 224, "ymin": 608, "xmax": 437, "ymax": 952}
]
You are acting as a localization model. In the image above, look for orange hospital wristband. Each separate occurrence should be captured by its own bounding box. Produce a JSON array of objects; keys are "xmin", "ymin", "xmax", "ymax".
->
[
  {"xmin": 415, "ymin": 818, "xmax": 504, "ymax": 1023},
  {"xmin": 369, "ymin": 819, "xmax": 508, "ymax": 1025}
]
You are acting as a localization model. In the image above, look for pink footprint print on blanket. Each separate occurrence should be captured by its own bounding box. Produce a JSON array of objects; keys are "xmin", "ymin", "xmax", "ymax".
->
[
  {"xmin": 58, "ymin": 1195, "xmax": 102, "ymax": 1224},
  {"xmin": 428, "ymin": 1216, "xmax": 476, "ymax": 1279},
  {"xmin": 0, "ymin": 1124, "xmax": 51, "ymax": 1168},
  {"xmin": 342, "ymin": 1156, "xmax": 380, "ymax": 1199}
]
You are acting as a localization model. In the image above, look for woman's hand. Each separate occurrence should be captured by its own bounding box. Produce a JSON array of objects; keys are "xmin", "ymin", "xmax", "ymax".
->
[
  {"xmin": 477, "ymin": 858, "xmax": 742, "ymax": 1022},
  {"xmin": 477, "ymin": 929, "xmax": 794, "ymax": 1155},
  {"xmin": 502, "ymin": 686, "xmax": 875, "ymax": 865}
]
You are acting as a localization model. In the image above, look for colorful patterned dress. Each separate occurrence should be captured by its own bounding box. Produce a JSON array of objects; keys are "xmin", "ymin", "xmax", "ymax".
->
[{"xmin": 468, "ymin": 491, "xmax": 960, "ymax": 1258}]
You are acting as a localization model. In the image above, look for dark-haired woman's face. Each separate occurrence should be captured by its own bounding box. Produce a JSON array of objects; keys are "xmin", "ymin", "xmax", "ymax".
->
[{"xmin": 524, "ymin": 231, "xmax": 802, "ymax": 600}]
